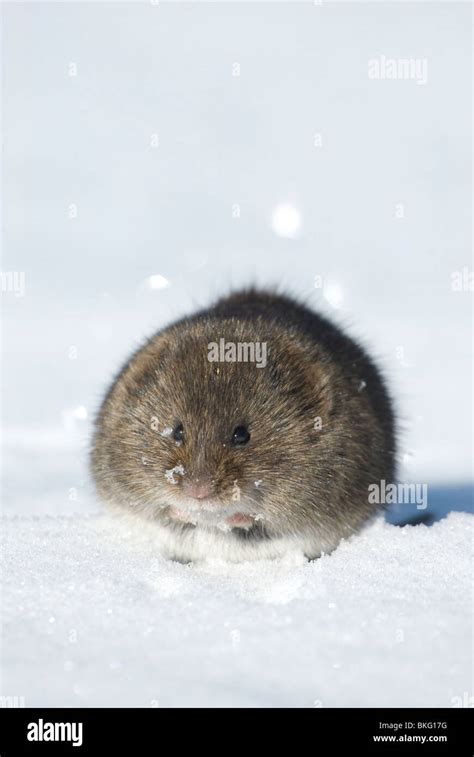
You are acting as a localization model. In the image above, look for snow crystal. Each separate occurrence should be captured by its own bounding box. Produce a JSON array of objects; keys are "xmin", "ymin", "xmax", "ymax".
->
[
  {"xmin": 271, "ymin": 203, "xmax": 302, "ymax": 239},
  {"xmin": 148, "ymin": 275, "xmax": 170, "ymax": 291},
  {"xmin": 164, "ymin": 465, "xmax": 185, "ymax": 485}
]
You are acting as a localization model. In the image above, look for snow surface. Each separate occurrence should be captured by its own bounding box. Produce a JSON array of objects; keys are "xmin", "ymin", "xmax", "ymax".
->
[{"xmin": 1, "ymin": 511, "xmax": 471, "ymax": 707}]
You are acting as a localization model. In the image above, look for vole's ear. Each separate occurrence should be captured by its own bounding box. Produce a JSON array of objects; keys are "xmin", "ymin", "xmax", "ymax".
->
[
  {"xmin": 109, "ymin": 332, "xmax": 172, "ymax": 406},
  {"xmin": 300, "ymin": 353, "xmax": 334, "ymax": 426},
  {"xmin": 271, "ymin": 337, "xmax": 334, "ymax": 424},
  {"xmin": 95, "ymin": 332, "xmax": 176, "ymax": 439}
]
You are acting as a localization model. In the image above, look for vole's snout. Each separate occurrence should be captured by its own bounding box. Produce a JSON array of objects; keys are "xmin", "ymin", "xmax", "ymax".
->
[{"xmin": 182, "ymin": 476, "xmax": 213, "ymax": 501}]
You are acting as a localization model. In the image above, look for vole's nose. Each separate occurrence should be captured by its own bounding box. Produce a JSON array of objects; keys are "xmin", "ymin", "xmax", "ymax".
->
[{"xmin": 183, "ymin": 477, "xmax": 213, "ymax": 500}]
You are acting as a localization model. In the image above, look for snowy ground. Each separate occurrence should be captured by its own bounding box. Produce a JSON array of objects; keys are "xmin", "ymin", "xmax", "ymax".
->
[
  {"xmin": 1, "ymin": 511, "xmax": 471, "ymax": 708},
  {"xmin": 1, "ymin": 2, "xmax": 472, "ymax": 708}
]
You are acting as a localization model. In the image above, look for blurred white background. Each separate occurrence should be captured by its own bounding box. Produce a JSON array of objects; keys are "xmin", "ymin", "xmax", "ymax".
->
[{"xmin": 2, "ymin": 1, "xmax": 472, "ymax": 516}]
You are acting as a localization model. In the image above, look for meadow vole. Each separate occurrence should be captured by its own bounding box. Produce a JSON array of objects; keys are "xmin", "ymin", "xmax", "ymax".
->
[{"xmin": 91, "ymin": 289, "xmax": 395, "ymax": 562}]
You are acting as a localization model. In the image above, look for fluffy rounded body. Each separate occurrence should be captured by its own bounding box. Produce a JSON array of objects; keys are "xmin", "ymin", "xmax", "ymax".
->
[{"xmin": 91, "ymin": 290, "xmax": 395, "ymax": 562}]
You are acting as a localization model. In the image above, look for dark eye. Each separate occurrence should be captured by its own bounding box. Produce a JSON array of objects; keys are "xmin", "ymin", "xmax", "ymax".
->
[
  {"xmin": 172, "ymin": 423, "xmax": 184, "ymax": 442},
  {"xmin": 232, "ymin": 426, "xmax": 250, "ymax": 446}
]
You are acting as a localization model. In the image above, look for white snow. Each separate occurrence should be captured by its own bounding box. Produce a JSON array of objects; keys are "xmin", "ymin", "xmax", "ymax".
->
[
  {"xmin": 271, "ymin": 203, "xmax": 302, "ymax": 239},
  {"xmin": 1, "ymin": 511, "xmax": 471, "ymax": 707},
  {"xmin": 164, "ymin": 465, "xmax": 186, "ymax": 485},
  {"xmin": 148, "ymin": 275, "xmax": 170, "ymax": 292}
]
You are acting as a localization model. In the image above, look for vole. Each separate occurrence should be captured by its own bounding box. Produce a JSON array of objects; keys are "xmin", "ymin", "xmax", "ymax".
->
[{"xmin": 91, "ymin": 289, "xmax": 395, "ymax": 562}]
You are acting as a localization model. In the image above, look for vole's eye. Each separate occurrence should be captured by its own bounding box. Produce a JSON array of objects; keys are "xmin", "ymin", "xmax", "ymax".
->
[
  {"xmin": 172, "ymin": 423, "xmax": 184, "ymax": 442},
  {"xmin": 232, "ymin": 426, "xmax": 250, "ymax": 446}
]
